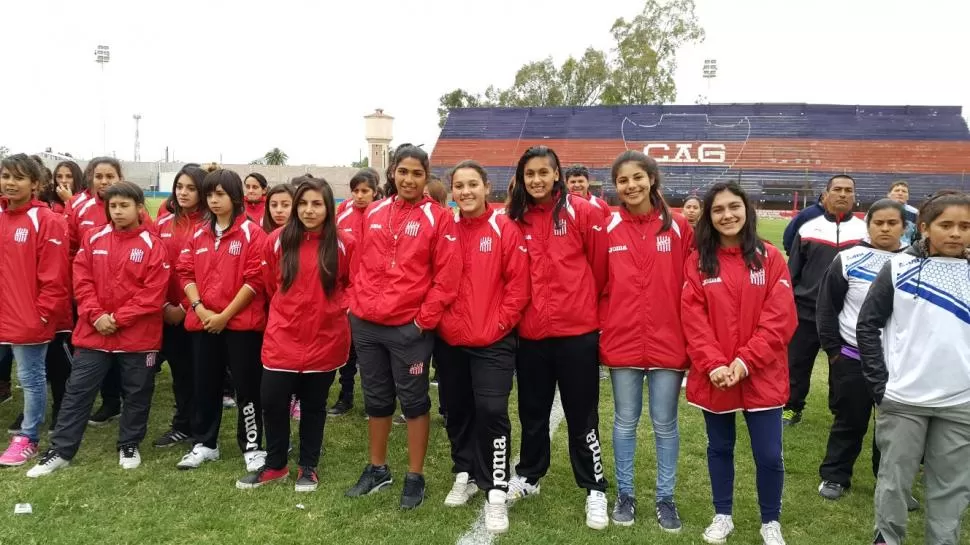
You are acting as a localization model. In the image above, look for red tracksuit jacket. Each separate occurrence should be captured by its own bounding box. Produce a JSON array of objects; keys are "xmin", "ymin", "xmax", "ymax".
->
[
  {"xmin": 261, "ymin": 229, "xmax": 355, "ymax": 372},
  {"xmin": 585, "ymin": 193, "xmax": 613, "ymax": 222},
  {"xmin": 599, "ymin": 208, "xmax": 693, "ymax": 369},
  {"xmin": 0, "ymin": 199, "xmax": 71, "ymax": 344},
  {"xmin": 350, "ymin": 196, "xmax": 461, "ymax": 329},
  {"xmin": 438, "ymin": 208, "xmax": 531, "ymax": 347},
  {"xmin": 177, "ymin": 215, "xmax": 267, "ymax": 333},
  {"xmin": 245, "ymin": 198, "xmax": 265, "ymax": 224},
  {"xmin": 69, "ymin": 194, "xmax": 153, "ymax": 257},
  {"xmin": 681, "ymin": 243, "xmax": 798, "ymax": 413},
  {"xmin": 154, "ymin": 210, "xmax": 202, "ymax": 310},
  {"xmin": 516, "ymin": 194, "xmax": 608, "ymax": 340},
  {"xmin": 336, "ymin": 202, "xmax": 367, "ymax": 240},
  {"xmin": 72, "ymin": 224, "xmax": 170, "ymax": 352}
]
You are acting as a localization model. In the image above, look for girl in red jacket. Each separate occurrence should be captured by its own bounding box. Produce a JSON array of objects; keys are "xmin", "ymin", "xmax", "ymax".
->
[
  {"xmin": 151, "ymin": 165, "xmax": 206, "ymax": 449},
  {"xmin": 345, "ymin": 144, "xmax": 461, "ymax": 510},
  {"xmin": 28, "ymin": 181, "xmax": 170, "ymax": 476},
  {"xmin": 0, "ymin": 155, "xmax": 70, "ymax": 467},
  {"xmin": 261, "ymin": 183, "xmax": 294, "ymax": 234},
  {"xmin": 681, "ymin": 182, "xmax": 797, "ymax": 545},
  {"xmin": 176, "ymin": 169, "xmax": 268, "ymax": 473},
  {"xmin": 600, "ymin": 151, "xmax": 694, "ymax": 531},
  {"xmin": 330, "ymin": 167, "xmax": 380, "ymax": 416},
  {"xmin": 68, "ymin": 158, "xmax": 149, "ymax": 425},
  {"xmin": 236, "ymin": 178, "xmax": 354, "ymax": 491},
  {"xmin": 435, "ymin": 161, "xmax": 530, "ymax": 533},
  {"xmin": 504, "ymin": 146, "xmax": 610, "ymax": 530},
  {"xmin": 244, "ymin": 172, "xmax": 268, "ymax": 223}
]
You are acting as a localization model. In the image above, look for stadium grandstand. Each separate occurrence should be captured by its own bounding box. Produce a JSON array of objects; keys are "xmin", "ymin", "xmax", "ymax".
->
[{"xmin": 431, "ymin": 103, "xmax": 970, "ymax": 208}]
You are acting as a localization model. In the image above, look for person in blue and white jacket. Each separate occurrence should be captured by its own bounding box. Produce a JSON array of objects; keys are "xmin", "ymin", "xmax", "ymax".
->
[
  {"xmin": 857, "ymin": 190, "xmax": 970, "ymax": 545},
  {"xmin": 814, "ymin": 199, "xmax": 908, "ymax": 502}
]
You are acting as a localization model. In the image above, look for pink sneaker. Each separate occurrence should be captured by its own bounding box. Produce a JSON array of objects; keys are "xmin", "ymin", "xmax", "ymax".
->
[
  {"xmin": 0, "ymin": 435, "xmax": 38, "ymax": 466},
  {"xmin": 290, "ymin": 399, "xmax": 301, "ymax": 421}
]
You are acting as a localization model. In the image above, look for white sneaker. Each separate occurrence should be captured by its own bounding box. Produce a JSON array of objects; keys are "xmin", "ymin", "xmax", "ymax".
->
[
  {"xmin": 585, "ymin": 490, "xmax": 609, "ymax": 530},
  {"xmin": 703, "ymin": 514, "xmax": 735, "ymax": 544},
  {"xmin": 444, "ymin": 472, "xmax": 479, "ymax": 507},
  {"xmin": 760, "ymin": 521, "xmax": 786, "ymax": 545},
  {"xmin": 176, "ymin": 444, "xmax": 220, "ymax": 470},
  {"xmin": 26, "ymin": 449, "xmax": 69, "ymax": 478},
  {"xmin": 243, "ymin": 450, "xmax": 267, "ymax": 472},
  {"xmin": 119, "ymin": 445, "xmax": 141, "ymax": 470},
  {"xmin": 484, "ymin": 489, "xmax": 509, "ymax": 534},
  {"xmin": 506, "ymin": 475, "xmax": 540, "ymax": 503}
]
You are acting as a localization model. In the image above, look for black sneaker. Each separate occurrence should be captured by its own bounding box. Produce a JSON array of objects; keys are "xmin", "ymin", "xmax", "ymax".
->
[
  {"xmin": 0, "ymin": 381, "xmax": 11, "ymax": 404},
  {"xmin": 7, "ymin": 413, "xmax": 23, "ymax": 435},
  {"xmin": 655, "ymin": 499, "xmax": 682, "ymax": 533},
  {"xmin": 781, "ymin": 409, "xmax": 802, "ymax": 427},
  {"xmin": 328, "ymin": 398, "xmax": 352, "ymax": 417},
  {"xmin": 295, "ymin": 466, "xmax": 319, "ymax": 492},
  {"xmin": 400, "ymin": 472, "xmax": 426, "ymax": 510},
  {"xmin": 89, "ymin": 404, "xmax": 121, "ymax": 426},
  {"xmin": 345, "ymin": 464, "xmax": 393, "ymax": 497},
  {"xmin": 611, "ymin": 493, "xmax": 636, "ymax": 526},
  {"xmin": 153, "ymin": 429, "xmax": 191, "ymax": 448},
  {"xmin": 873, "ymin": 531, "xmax": 887, "ymax": 545},
  {"xmin": 818, "ymin": 480, "xmax": 846, "ymax": 500}
]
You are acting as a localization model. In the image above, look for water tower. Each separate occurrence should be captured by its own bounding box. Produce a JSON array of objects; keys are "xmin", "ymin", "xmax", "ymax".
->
[{"xmin": 364, "ymin": 109, "xmax": 394, "ymax": 179}]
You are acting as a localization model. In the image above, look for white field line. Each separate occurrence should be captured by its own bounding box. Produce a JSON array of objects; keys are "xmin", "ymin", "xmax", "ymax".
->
[{"xmin": 457, "ymin": 389, "xmax": 565, "ymax": 545}]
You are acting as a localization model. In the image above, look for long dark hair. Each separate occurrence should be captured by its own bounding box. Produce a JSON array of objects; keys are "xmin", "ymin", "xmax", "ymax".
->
[
  {"xmin": 262, "ymin": 183, "xmax": 296, "ymax": 233},
  {"xmin": 916, "ymin": 190, "xmax": 970, "ymax": 260},
  {"xmin": 201, "ymin": 169, "xmax": 245, "ymax": 233},
  {"xmin": 695, "ymin": 182, "xmax": 764, "ymax": 277},
  {"xmin": 84, "ymin": 157, "xmax": 123, "ymax": 187},
  {"xmin": 167, "ymin": 165, "xmax": 207, "ymax": 219},
  {"xmin": 611, "ymin": 150, "xmax": 672, "ymax": 233},
  {"xmin": 865, "ymin": 198, "xmax": 905, "ymax": 226},
  {"xmin": 54, "ymin": 160, "xmax": 87, "ymax": 197},
  {"xmin": 280, "ymin": 178, "xmax": 339, "ymax": 296},
  {"xmin": 508, "ymin": 146, "xmax": 567, "ymax": 225},
  {"xmin": 384, "ymin": 144, "xmax": 429, "ymax": 199}
]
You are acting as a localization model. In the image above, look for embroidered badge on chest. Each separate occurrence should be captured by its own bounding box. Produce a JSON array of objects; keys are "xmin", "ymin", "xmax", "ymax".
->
[
  {"xmin": 553, "ymin": 220, "xmax": 567, "ymax": 237},
  {"xmin": 129, "ymin": 248, "xmax": 145, "ymax": 264},
  {"xmin": 228, "ymin": 240, "xmax": 243, "ymax": 256},
  {"xmin": 479, "ymin": 236, "xmax": 493, "ymax": 253},
  {"xmin": 750, "ymin": 269, "xmax": 766, "ymax": 286},
  {"xmin": 656, "ymin": 235, "xmax": 672, "ymax": 253},
  {"xmin": 13, "ymin": 228, "xmax": 28, "ymax": 243},
  {"xmin": 404, "ymin": 221, "xmax": 420, "ymax": 238}
]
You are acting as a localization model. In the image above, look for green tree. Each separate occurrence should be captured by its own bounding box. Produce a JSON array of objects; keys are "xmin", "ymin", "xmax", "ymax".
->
[
  {"xmin": 601, "ymin": 0, "xmax": 705, "ymax": 105},
  {"xmin": 249, "ymin": 159, "xmax": 264, "ymax": 166},
  {"xmin": 351, "ymin": 156, "xmax": 369, "ymax": 169},
  {"xmin": 263, "ymin": 148, "xmax": 288, "ymax": 166},
  {"xmin": 435, "ymin": 0, "xmax": 704, "ymax": 121}
]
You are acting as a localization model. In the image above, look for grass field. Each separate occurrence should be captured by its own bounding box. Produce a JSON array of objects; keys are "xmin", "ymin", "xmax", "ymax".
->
[{"xmin": 0, "ymin": 217, "xmax": 963, "ymax": 545}]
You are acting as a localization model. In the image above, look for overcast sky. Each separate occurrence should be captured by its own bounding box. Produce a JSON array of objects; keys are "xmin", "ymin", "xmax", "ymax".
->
[{"xmin": 2, "ymin": 0, "xmax": 968, "ymax": 166}]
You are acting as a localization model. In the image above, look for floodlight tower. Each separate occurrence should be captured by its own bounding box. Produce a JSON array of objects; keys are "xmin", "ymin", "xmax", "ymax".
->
[
  {"xmin": 94, "ymin": 45, "xmax": 111, "ymax": 154},
  {"xmin": 702, "ymin": 59, "xmax": 718, "ymax": 104},
  {"xmin": 133, "ymin": 114, "xmax": 141, "ymax": 162}
]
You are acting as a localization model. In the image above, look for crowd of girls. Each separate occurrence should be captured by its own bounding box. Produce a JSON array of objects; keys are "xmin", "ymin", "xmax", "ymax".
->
[{"xmin": 0, "ymin": 147, "xmax": 967, "ymax": 545}]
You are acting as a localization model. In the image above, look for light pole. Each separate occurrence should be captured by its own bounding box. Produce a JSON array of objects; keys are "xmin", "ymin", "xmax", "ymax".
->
[
  {"xmin": 94, "ymin": 45, "xmax": 110, "ymax": 155},
  {"xmin": 702, "ymin": 59, "xmax": 717, "ymax": 104},
  {"xmin": 133, "ymin": 114, "xmax": 141, "ymax": 162}
]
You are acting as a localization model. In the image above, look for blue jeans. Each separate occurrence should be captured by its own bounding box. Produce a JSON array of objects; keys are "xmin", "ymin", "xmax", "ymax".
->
[
  {"xmin": 611, "ymin": 367, "xmax": 683, "ymax": 500},
  {"xmin": 703, "ymin": 408, "xmax": 784, "ymax": 523},
  {"xmin": 0, "ymin": 343, "xmax": 49, "ymax": 442}
]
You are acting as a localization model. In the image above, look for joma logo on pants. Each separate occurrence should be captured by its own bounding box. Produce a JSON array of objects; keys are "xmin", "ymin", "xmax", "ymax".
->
[
  {"xmin": 586, "ymin": 430, "xmax": 605, "ymax": 482},
  {"xmin": 242, "ymin": 402, "xmax": 259, "ymax": 451},
  {"xmin": 492, "ymin": 436, "xmax": 508, "ymax": 487}
]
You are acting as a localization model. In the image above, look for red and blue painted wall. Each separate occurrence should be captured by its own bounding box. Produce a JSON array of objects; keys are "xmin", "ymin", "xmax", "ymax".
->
[{"xmin": 431, "ymin": 104, "xmax": 970, "ymax": 204}]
